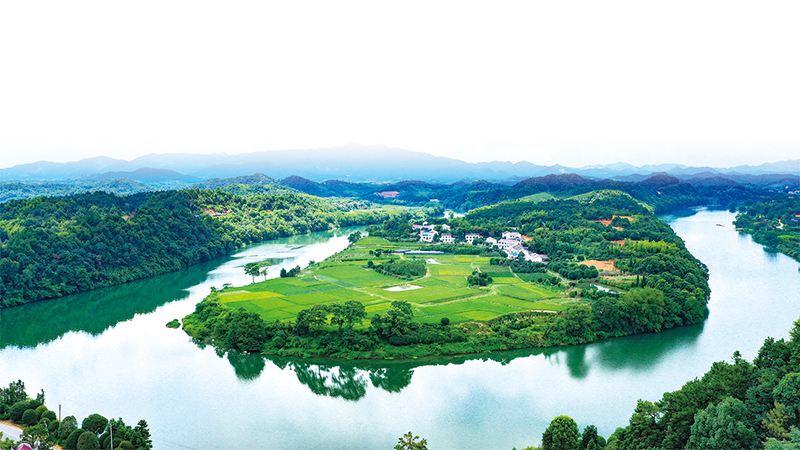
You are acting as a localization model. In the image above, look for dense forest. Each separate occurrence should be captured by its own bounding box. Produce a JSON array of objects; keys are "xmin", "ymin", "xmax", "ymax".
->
[
  {"xmin": 0, "ymin": 189, "xmax": 427, "ymax": 307},
  {"xmin": 733, "ymin": 195, "xmax": 800, "ymax": 262},
  {"xmin": 181, "ymin": 191, "xmax": 711, "ymax": 358},
  {"xmin": 583, "ymin": 317, "xmax": 800, "ymax": 450},
  {"xmin": 0, "ymin": 380, "xmax": 151, "ymax": 450}
]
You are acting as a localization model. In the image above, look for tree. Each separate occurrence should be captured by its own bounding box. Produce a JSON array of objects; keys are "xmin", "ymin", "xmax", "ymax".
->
[
  {"xmin": 133, "ymin": 419, "xmax": 152, "ymax": 450},
  {"xmin": 64, "ymin": 428, "xmax": 85, "ymax": 450},
  {"xmin": 395, "ymin": 431, "xmax": 428, "ymax": 450},
  {"xmin": 243, "ymin": 262, "xmax": 260, "ymax": 283},
  {"xmin": 21, "ymin": 407, "xmax": 38, "ymax": 426},
  {"xmin": 579, "ymin": 424, "xmax": 603, "ymax": 450},
  {"xmin": 58, "ymin": 415, "xmax": 78, "ymax": 440},
  {"xmin": 82, "ymin": 413, "xmax": 108, "ymax": 435},
  {"xmin": 687, "ymin": 396, "xmax": 758, "ymax": 450},
  {"xmin": 542, "ymin": 415, "xmax": 579, "ymax": 450},
  {"xmin": 77, "ymin": 431, "xmax": 101, "ymax": 450},
  {"xmin": 1, "ymin": 380, "xmax": 27, "ymax": 405},
  {"xmin": 22, "ymin": 423, "xmax": 54, "ymax": 450},
  {"xmin": 343, "ymin": 300, "xmax": 366, "ymax": 329},
  {"xmin": 348, "ymin": 231, "xmax": 363, "ymax": 244}
]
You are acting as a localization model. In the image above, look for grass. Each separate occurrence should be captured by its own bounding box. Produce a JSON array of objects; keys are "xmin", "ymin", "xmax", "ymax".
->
[{"xmin": 216, "ymin": 236, "xmax": 568, "ymax": 325}]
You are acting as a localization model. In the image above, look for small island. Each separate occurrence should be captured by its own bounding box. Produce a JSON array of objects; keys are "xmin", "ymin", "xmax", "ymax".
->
[{"xmin": 181, "ymin": 190, "xmax": 711, "ymax": 359}]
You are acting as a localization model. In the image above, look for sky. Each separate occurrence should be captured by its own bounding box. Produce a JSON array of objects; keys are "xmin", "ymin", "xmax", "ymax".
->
[{"xmin": 1, "ymin": 1, "xmax": 799, "ymax": 170}]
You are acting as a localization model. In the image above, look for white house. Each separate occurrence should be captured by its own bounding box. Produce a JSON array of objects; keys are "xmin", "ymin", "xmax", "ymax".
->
[
  {"xmin": 420, "ymin": 230, "xmax": 437, "ymax": 242},
  {"xmin": 440, "ymin": 233, "xmax": 455, "ymax": 244},
  {"xmin": 464, "ymin": 233, "xmax": 483, "ymax": 244},
  {"xmin": 526, "ymin": 252, "xmax": 549, "ymax": 263},
  {"xmin": 497, "ymin": 238, "xmax": 519, "ymax": 251},
  {"xmin": 502, "ymin": 231, "xmax": 523, "ymax": 241},
  {"xmin": 506, "ymin": 243, "xmax": 525, "ymax": 258},
  {"xmin": 485, "ymin": 237, "xmax": 497, "ymax": 246}
]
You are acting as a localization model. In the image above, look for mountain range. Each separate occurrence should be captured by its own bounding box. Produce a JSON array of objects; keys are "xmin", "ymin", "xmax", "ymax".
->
[{"xmin": 1, "ymin": 143, "xmax": 797, "ymax": 184}]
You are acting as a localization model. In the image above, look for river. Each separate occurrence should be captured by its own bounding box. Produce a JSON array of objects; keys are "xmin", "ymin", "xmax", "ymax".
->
[{"xmin": 1, "ymin": 210, "xmax": 799, "ymax": 449}]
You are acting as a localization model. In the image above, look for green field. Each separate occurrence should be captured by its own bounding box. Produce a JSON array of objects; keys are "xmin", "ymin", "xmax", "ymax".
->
[{"xmin": 217, "ymin": 236, "xmax": 566, "ymax": 325}]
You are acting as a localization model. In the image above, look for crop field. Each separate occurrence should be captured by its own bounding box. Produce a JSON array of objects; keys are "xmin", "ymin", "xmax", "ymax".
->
[{"xmin": 217, "ymin": 236, "xmax": 568, "ymax": 325}]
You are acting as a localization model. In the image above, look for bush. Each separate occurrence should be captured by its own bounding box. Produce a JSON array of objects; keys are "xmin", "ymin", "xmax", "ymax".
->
[
  {"xmin": 77, "ymin": 431, "xmax": 101, "ymax": 450},
  {"xmin": 441, "ymin": 317, "xmax": 450, "ymax": 326},
  {"xmin": 59, "ymin": 416, "xmax": 78, "ymax": 440},
  {"xmin": 48, "ymin": 419, "xmax": 60, "ymax": 434},
  {"xmin": 21, "ymin": 408, "xmax": 38, "ymax": 426},
  {"xmin": 65, "ymin": 428, "xmax": 85, "ymax": 450},
  {"xmin": 35, "ymin": 405, "xmax": 48, "ymax": 420},
  {"xmin": 9, "ymin": 401, "xmax": 30, "ymax": 422},
  {"xmin": 41, "ymin": 409, "xmax": 57, "ymax": 422},
  {"xmin": 82, "ymin": 413, "xmax": 108, "ymax": 434}
]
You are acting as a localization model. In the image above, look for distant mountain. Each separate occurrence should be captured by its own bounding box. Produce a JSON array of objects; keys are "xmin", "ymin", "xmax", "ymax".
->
[
  {"xmin": 90, "ymin": 168, "xmax": 201, "ymax": 184},
  {"xmin": 1, "ymin": 143, "xmax": 797, "ymax": 183}
]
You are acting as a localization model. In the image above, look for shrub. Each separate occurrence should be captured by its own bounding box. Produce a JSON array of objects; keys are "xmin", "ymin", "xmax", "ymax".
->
[
  {"xmin": 48, "ymin": 418, "xmax": 60, "ymax": 434},
  {"xmin": 59, "ymin": 416, "xmax": 78, "ymax": 440},
  {"xmin": 9, "ymin": 401, "xmax": 30, "ymax": 422},
  {"xmin": 41, "ymin": 409, "xmax": 57, "ymax": 422},
  {"xmin": 35, "ymin": 405, "xmax": 48, "ymax": 420},
  {"xmin": 65, "ymin": 428, "xmax": 85, "ymax": 450},
  {"xmin": 21, "ymin": 408, "xmax": 39, "ymax": 426},
  {"xmin": 82, "ymin": 413, "xmax": 108, "ymax": 434},
  {"xmin": 77, "ymin": 431, "xmax": 101, "ymax": 450},
  {"xmin": 441, "ymin": 317, "xmax": 450, "ymax": 326}
]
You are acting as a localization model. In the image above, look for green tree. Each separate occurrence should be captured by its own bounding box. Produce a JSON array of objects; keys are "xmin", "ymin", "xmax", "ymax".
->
[
  {"xmin": 58, "ymin": 415, "xmax": 78, "ymax": 440},
  {"xmin": 64, "ymin": 428, "xmax": 85, "ymax": 450},
  {"xmin": 81, "ymin": 413, "xmax": 108, "ymax": 435},
  {"xmin": 395, "ymin": 431, "xmax": 428, "ymax": 450},
  {"xmin": 542, "ymin": 415, "xmax": 579, "ymax": 450},
  {"xmin": 76, "ymin": 431, "xmax": 100, "ymax": 450},
  {"xmin": 343, "ymin": 300, "xmax": 366, "ymax": 329},
  {"xmin": 21, "ymin": 408, "xmax": 38, "ymax": 426},
  {"xmin": 348, "ymin": 231, "xmax": 363, "ymax": 244},
  {"xmin": 133, "ymin": 419, "xmax": 152, "ymax": 450},
  {"xmin": 687, "ymin": 396, "xmax": 758, "ymax": 450},
  {"xmin": 21, "ymin": 423, "xmax": 53, "ymax": 450},
  {"xmin": 243, "ymin": 262, "xmax": 261, "ymax": 283}
]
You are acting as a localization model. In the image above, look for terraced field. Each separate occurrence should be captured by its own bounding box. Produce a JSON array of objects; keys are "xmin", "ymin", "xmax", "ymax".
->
[{"xmin": 218, "ymin": 236, "xmax": 570, "ymax": 325}]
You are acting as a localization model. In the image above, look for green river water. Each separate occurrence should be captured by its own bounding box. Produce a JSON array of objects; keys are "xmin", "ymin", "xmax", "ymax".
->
[{"xmin": 1, "ymin": 210, "xmax": 799, "ymax": 449}]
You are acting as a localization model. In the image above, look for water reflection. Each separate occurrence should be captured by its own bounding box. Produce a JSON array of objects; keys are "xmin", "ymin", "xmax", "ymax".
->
[
  {"xmin": 233, "ymin": 320, "xmax": 705, "ymax": 400},
  {"xmin": 590, "ymin": 322, "xmax": 704, "ymax": 372},
  {"xmin": 0, "ymin": 259, "xmax": 223, "ymax": 349}
]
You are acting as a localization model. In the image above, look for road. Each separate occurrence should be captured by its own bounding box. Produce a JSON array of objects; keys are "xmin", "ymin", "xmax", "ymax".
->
[{"xmin": 0, "ymin": 421, "xmax": 23, "ymax": 441}]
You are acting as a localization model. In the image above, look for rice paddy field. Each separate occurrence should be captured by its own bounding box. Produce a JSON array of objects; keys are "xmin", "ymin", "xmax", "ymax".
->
[{"xmin": 218, "ymin": 236, "xmax": 573, "ymax": 326}]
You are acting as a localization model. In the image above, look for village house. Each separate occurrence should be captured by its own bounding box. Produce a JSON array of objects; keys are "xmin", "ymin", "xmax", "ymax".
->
[
  {"xmin": 464, "ymin": 233, "xmax": 482, "ymax": 244},
  {"xmin": 440, "ymin": 233, "xmax": 455, "ymax": 244},
  {"xmin": 497, "ymin": 238, "xmax": 519, "ymax": 251},
  {"xmin": 485, "ymin": 237, "xmax": 497, "ymax": 246},
  {"xmin": 419, "ymin": 230, "xmax": 437, "ymax": 243},
  {"xmin": 502, "ymin": 231, "xmax": 523, "ymax": 241}
]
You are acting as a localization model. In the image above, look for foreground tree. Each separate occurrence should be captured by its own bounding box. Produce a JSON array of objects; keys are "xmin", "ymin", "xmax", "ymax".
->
[
  {"xmin": 687, "ymin": 396, "xmax": 758, "ymax": 450},
  {"xmin": 395, "ymin": 431, "xmax": 428, "ymax": 450},
  {"xmin": 542, "ymin": 415, "xmax": 579, "ymax": 450}
]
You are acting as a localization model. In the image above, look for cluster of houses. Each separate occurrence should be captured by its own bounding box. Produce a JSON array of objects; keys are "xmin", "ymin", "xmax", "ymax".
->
[{"xmin": 412, "ymin": 223, "xmax": 548, "ymax": 263}]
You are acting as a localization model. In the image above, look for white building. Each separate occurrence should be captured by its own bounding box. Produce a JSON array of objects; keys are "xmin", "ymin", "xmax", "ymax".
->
[
  {"xmin": 464, "ymin": 233, "xmax": 483, "ymax": 244},
  {"xmin": 502, "ymin": 231, "xmax": 523, "ymax": 241},
  {"xmin": 420, "ymin": 230, "xmax": 437, "ymax": 242},
  {"xmin": 497, "ymin": 238, "xmax": 519, "ymax": 251},
  {"xmin": 485, "ymin": 237, "xmax": 497, "ymax": 246},
  {"xmin": 440, "ymin": 233, "xmax": 455, "ymax": 244}
]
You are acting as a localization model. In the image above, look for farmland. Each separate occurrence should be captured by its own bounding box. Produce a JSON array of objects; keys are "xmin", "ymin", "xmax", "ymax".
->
[{"xmin": 217, "ymin": 235, "xmax": 569, "ymax": 328}]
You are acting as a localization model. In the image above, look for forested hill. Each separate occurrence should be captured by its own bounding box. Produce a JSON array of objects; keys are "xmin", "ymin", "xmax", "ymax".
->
[{"xmin": 0, "ymin": 190, "xmax": 409, "ymax": 307}]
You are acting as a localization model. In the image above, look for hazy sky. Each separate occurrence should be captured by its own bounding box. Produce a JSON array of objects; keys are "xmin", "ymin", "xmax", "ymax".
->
[{"xmin": 1, "ymin": 1, "xmax": 798, "ymax": 169}]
